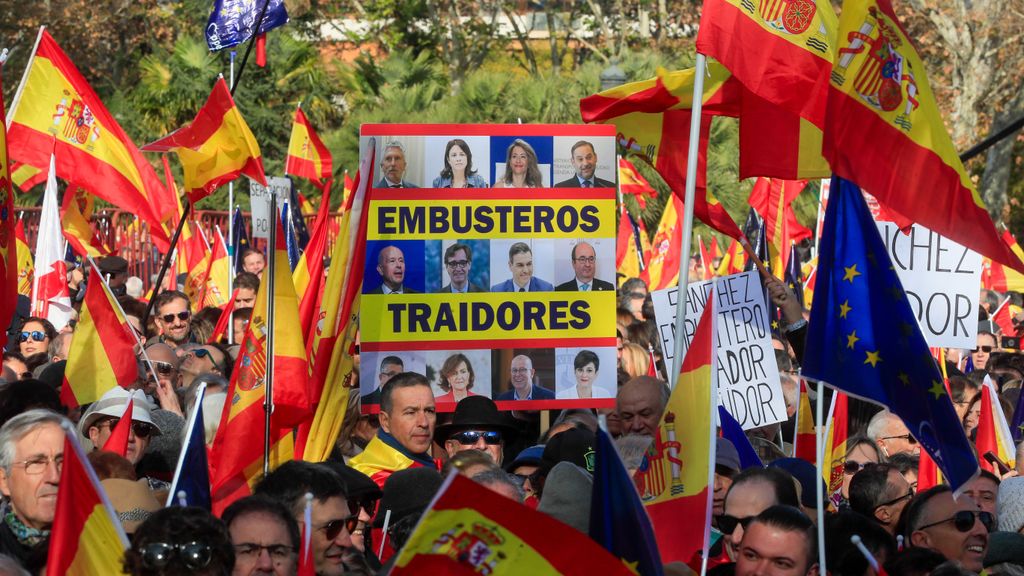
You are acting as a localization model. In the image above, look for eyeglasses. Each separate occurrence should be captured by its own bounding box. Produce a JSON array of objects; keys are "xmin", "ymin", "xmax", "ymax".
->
[
  {"xmin": 19, "ymin": 331, "xmax": 47, "ymax": 343},
  {"xmin": 12, "ymin": 454, "xmax": 63, "ymax": 475},
  {"xmin": 96, "ymin": 419, "xmax": 155, "ymax": 438},
  {"xmin": 446, "ymin": 259, "xmax": 470, "ymax": 269},
  {"xmin": 843, "ymin": 460, "xmax": 869, "ymax": 475},
  {"xmin": 718, "ymin": 514, "xmax": 754, "ymax": 535},
  {"xmin": 160, "ymin": 311, "xmax": 190, "ymax": 323},
  {"xmin": 348, "ymin": 496, "xmax": 379, "ymax": 515},
  {"xmin": 153, "ymin": 361, "xmax": 176, "ymax": 375},
  {"xmin": 233, "ymin": 543, "xmax": 296, "ymax": 561},
  {"xmin": 450, "ymin": 430, "xmax": 502, "ymax": 445},
  {"xmin": 880, "ymin": 434, "xmax": 918, "ymax": 445},
  {"xmin": 574, "ymin": 256, "xmax": 596, "ymax": 264},
  {"xmin": 974, "ymin": 346, "xmax": 994, "ymax": 353},
  {"xmin": 873, "ymin": 490, "xmax": 913, "ymax": 511},
  {"xmin": 189, "ymin": 348, "xmax": 223, "ymax": 372},
  {"xmin": 510, "ymin": 368, "xmax": 531, "ymax": 374},
  {"xmin": 320, "ymin": 517, "xmax": 359, "ymax": 540},
  {"xmin": 139, "ymin": 541, "xmax": 212, "ymax": 570},
  {"xmin": 918, "ymin": 510, "xmax": 995, "ymax": 533}
]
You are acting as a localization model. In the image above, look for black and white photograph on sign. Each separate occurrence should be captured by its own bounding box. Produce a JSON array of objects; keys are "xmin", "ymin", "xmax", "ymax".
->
[
  {"xmin": 428, "ymin": 349, "xmax": 493, "ymax": 404},
  {"xmin": 551, "ymin": 136, "xmax": 616, "ymax": 188},
  {"xmin": 488, "ymin": 239, "xmax": 556, "ymax": 293},
  {"xmin": 428, "ymin": 239, "xmax": 490, "ymax": 294},
  {"xmin": 368, "ymin": 137, "xmax": 424, "ymax": 188},
  {"xmin": 650, "ymin": 271, "xmax": 787, "ymax": 430},
  {"xmin": 554, "ymin": 346, "xmax": 617, "ymax": 399},
  {"xmin": 552, "ymin": 238, "xmax": 616, "ymax": 291},
  {"xmin": 359, "ymin": 350, "xmax": 428, "ymax": 406},
  {"xmin": 425, "ymin": 136, "xmax": 491, "ymax": 189},
  {"xmin": 491, "ymin": 348, "xmax": 556, "ymax": 401}
]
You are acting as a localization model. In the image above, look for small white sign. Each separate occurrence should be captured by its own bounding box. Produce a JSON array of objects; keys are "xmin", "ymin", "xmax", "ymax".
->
[
  {"xmin": 652, "ymin": 271, "xmax": 787, "ymax": 430},
  {"xmin": 249, "ymin": 177, "xmax": 291, "ymax": 239}
]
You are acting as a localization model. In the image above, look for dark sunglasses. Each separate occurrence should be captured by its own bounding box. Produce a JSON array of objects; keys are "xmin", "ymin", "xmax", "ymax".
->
[
  {"xmin": 98, "ymin": 419, "xmax": 155, "ymax": 438},
  {"xmin": 161, "ymin": 311, "xmax": 191, "ymax": 323},
  {"xmin": 19, "ymin": 331, "xmax": 47, "ymax": 343},
  {"xmin": 153, "ymin": 361, "xmax": 175, "ymax": 375},
  {"xmin": 873, "ymin": 490, "xmax": 913, "ymax": 511},
  {"xmin": 974, "ymin": 346, "xmax": 994, "ymax": 353},
  {"xmin": 138, "ymin": 541, "xmax": 212, "ymax": 570},
  {"xmin": 918, "ymin": 510, "xmax": 995, "ymax": 533},
  {"xmin": 348, "ymin": 496, "xmax": 379, "ymax": 515},
  {"xmin": 190, "ymin": 348, "xmax": 223, "ymax": 371},
  {"xmin": 843, "ymin": 460, "xmax": 870, "ymax": 474},
  {"xmin": 321, "ymin": 517, "xmax": 359, "ymax": 540},
  {"xmin": 880, "ymin": 434, "xmax": 918, "ymax": 445},
  {"xmin": 718, "ymin": 514, "xmax": 754, "ymax": 535},
  {"xmin": 450, "ymin": 430, "xmax": 502, "ymax": 445}
]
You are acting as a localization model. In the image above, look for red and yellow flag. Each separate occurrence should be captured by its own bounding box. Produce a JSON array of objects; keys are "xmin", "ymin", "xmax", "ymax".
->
[
  {"xmin": 182, "ymin": 220, "xmax": 212, "ymax": 310},
  {"xmin": 61, "ymin": 186, "xmax": 110, "ymax": 259},
  {"xmin": 199, "ymin": 227, "xmax": 232, "ymax": 309},
  {"xmin": 616, "ymin": 208, "xmax": 649, "ymax": 282},
  {"xmin": 823, "ymin": 391, "xmax": 849, "ymax": 502},
  {"xmin": 717, "ymin": 237, "xmax": 747, "ymax": 276},
  {"xmin": 641, "ymin": 192, "xmax": 684, "ymax": 290},
  {"xmin": 0, "ymin": 69, "xmax": 17, "ymax": 350},
  {"xmin": 618, "ymin": 157, "xmax": 658, "ymax": 210},
  {"xmin": 47, "ymin": 432, "xmax": 129, "ymax": 576},
  {"xmin": 982, "ymin": 231, "xmax": 1024, "ymax": 293},
  {"xmin": 294, "ymin": 180, "xmax": 332, "ymax": 339},
  {"xmin": 643, "ymin": 283, "xmax": 717, "ymax": 563},
  {"xmin": 285, "ymin": 105, "xmax": 333, "ymax": 189},
  {"xmin": 60, "ymin": 266, "xmax": 139, "ymax": 407},
  {"xmin": 696, "ymin": 0, "xmax": 837, "ymax": 130},
  {"xmin": 101, "ymin": 400, "xmax": 133, "ymax": 458},
  {"xmin": 393, "ymin": 472, "xmax": 635, "ymax": 574},
  {"xmin": 14, "ymin": 219, "xmax": 33, "ymax": 298},
  {"xmin": 825, "ymin": 0, "xmax": 1024, "ymax": 271},
  {"xmin": 10, "ymin": 161, "xmax": 45, "ymax": 191},
  {"xmin": 793, "ymin": 380, "xmax": 817, "ymax": 463},
  {"xmin": 142, "ymin": 77, "xmax": 266, "ymax": 203},
  {"xmin": 7, "ymin": 29, "xmax": 172, "ymax": 251},
  {"xmin": 976, "ymin": 379, "xmax": 1016, "ymax": 473},
  {"xmin": 698, "ymin": 235, "xmax": 715, "ymax": 280},
  {"xmin": 748, "ymin": 178, "xmax": 812, "ymax": 272}
]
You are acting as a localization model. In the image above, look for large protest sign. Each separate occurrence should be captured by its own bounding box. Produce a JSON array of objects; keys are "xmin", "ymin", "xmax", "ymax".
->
[
  {"xmin": 249, "ymin": 176, "xmax": 291, "ymax": 239},
  {"xmin": 651, "ymin": 271, "xmax": 787, "ymax": 430},
  {"xmin": 358, "ymin": 125, "xmax": 619, "ymax": 412}
]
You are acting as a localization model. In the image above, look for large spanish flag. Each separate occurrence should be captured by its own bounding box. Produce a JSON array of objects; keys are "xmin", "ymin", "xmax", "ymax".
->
[
  {"xmin": 393, "ymin": 472, "xmax": 635, "ymax": 574},
  {"xmin": 61, "ymin": 186, "xmax": 111, "ymax": 259},
  {"xmin": 696, "ymin": 0, "xmax": 838, "ymax": 130},
  {"xmin": 47, "ymin": 430, "xmax": 129, "ymax": 575},
  {"xmin": 641, "ymin": 191, "xmax": 684, "ymax": 290},
  {"xmin": 61, "ymin": 266, "xmax": 139, "ymax": 407},
  {"xmin": 642, "ymin": 283, "xmax": 717, "ymax": 563},
  {"xmin": 142, "ymin": 77, "xmax": 266, "ymax": 203},
  {"xmin": 14, "ymin": 218, "xmax": 32, "ymax": 298},
  {"xmin": 0, "ymin": 69, "xmax": 16, "ymax": 350},
  {"xmin": 7, "ymin": 28, "xmax": 172, "ymax": 251},
  {"xmin": 285, "ymin": 105, "xmax": 333, "ymax": 189},
  {"xmin": 825, "ymin": 0, "xmax": 1024, "ymax": 271}
]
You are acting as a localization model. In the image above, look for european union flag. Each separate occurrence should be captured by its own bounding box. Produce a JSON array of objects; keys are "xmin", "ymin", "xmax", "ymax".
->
[
  {"xmin": 718, "ymin": 406, "xmax": 763, "ymax": 470},
  {"xmin": 589, "ymin": 428, "xmax": 663, "ymax": 576},
  {"xmin": 167, "ymin": 385, "xmax": 212, "ymax": 509},
  {"xmin": 785, "ymin": 243, "xmax": 804, "ymax": 308},
  {"xmin": 280, "ymin": 199, "xmax": 300, "ymax": 271},
  {"xmin": 231, "ymin": 206, "xmax": 250, "ymax": 274},
  {"xmin": 288, "ymin": 185, "xmax": 311, "ymax": 252},
  {"xmin": 206, "ymin": 0, "xmax": 289, "ymax": 52},
  {"xmin": 803, "ymin": 177, "xmax": 978, "ymax": 492}
]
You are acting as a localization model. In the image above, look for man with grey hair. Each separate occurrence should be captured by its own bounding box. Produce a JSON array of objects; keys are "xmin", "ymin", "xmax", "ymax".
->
[
  {"xmin": 615, "ymin": 376, "xmax": 670, "ymax": 437},
  {"xmin": 376, "ymin": 142, "xmax": 418, "ymax": 188},
  {"xmin": 46, "ymin": 333, "xmax": 72, "ymax": 363},
  {"xmin": 471, "ymin": 469, "xmax": 525, "ymax": 502},
  {"xmin": 0, "ymin": 409, "xmax": 70, "ymax": 565},
  {"xmin": 867, "ymin": 409, "xmax": 920, "ymax": 458}
]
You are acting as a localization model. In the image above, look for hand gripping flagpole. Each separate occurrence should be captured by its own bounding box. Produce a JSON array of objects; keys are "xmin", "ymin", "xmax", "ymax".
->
[
  {"xmin": 263, "ymin": 188, "xmax": 277, "ymax": 477},
  {"xmin": 670, "ymin": 53, "xmax": 707, "ymax": 387}
]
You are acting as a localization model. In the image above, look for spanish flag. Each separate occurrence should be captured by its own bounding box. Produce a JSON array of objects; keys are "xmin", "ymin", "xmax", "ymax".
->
[
  {"xmin": 976, "ymin": 378, "xmax": 1017, "ymax": 472},
  {"xmin": 982, "ymin": 230, "xmax": 1024, "ymax": 293},
  {"xmin": 822, "ymin": 391, "xmax": 848, "ymax": 504},
  {"xmin": 10, "ymin": 161, "xmax": 45, "ymax": 191},
  {"xmin": 294, "ymin": 181, "xmax": 332, "ymax": 339},
  {"xmin": 61, "ymin": 266, "xmax": 139, "ymax": 407},
  {"xmin": 199, "ymin": 227, "xmax": 232, "ymax": 309},
  {"xmin": 298, "ymin": 150, "xmax": 374, "ymax": 462},
  {"xmin": 47, "ymin": 429, "xmax": 129, "ymax": 575},
  {"xmin": 7, "ymin": 28, "xmax": 173, "ymax": 251},
  {"xmin": 793, "ymin": 380, "xmax": 817, "ymax": 463},
  {"xmin": 642, "ymin": 283, "xmax": 717, "ymax": 563},
  {"xmin": 285, "ymin": 105, "xmax": 333, "ymax": 189},
  {"xmin": 641, "ymin": 191, "xmax": 684, "ymax": 290},
  {"xmin": 101, "ymin": 400, "xmax": 133, "ymax": 458},
  {"xmin": 616, "ymin": 208, "xmax": 649, "ymax": 282},
  {"xmin": 142, "ymin": 77, "xmax": 266, "ymax": 203},
  {"xmin": 182, "ymin": 220, "xmax": 213, "ymax": 311},
  {"xmin": 392, "ymin": 472, "xmax": 635, "ymax": 574},
  {"xmin": 618, "ymin": 157, "xmax": 658, "ymax": 210},
  {"xmin": 747, "ymin": 178, "xmax": 812, "ymax": 273},
  {"xmin": 825, "ymin": 0, "xmax": 1024, "ymax": 271},
  {"xmin": 61, "ymin": 186, "xmax": 111, "ymax": 259},
  {"xmin": 717, "ymin": 237, "xmax": 747, "ymax": 276},
  {"xmin": 698, "ymin": 235, "xmax": 715, "ymax": 280},
  {"xmin": 0, "ymin": 74, "xmax": 17, "ymax": 350},
  {"xmin": 14, "ymin": 218, "xmax": 33, "ymax": 298}
]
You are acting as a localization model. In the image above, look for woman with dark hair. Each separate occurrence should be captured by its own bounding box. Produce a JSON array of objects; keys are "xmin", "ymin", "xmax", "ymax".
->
[
  {"xmin": 432, "ymin": 139, "xmax": 488, "ymax": 188},
  {"xmin": 494, "ymin": 139, "xmax": 543, "ymax": 188},
  {"xmin": 123, "ymin": 506, "xmax": 234, "ymax": 576},
  {"xmin": 17, "ymin": 317, "xmax": 56, "ymax": 359},
  {"xmin": 558, "ymin": 350, "xmax": 612, "ymax": 399},
  {"xmin": 435, "ymin": 353, "xmax": 478, "ymax": 403}
]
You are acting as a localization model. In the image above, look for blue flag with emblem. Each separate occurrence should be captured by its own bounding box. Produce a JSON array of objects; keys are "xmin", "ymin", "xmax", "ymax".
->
[
  {"xmin": 167, "ymin": 384, "xmax": 211, "ymax": 509},
  {"xmin": 718, "ymin": 406, "xmax": 763, "ymax": 470},
  {"xmin": 803, "ymin": 177, "xmax": 978, "ymax": 492},
  {"xmin": 231, "ymin": 206, "xmax": 250, "ymax": 274},
  {"xmin": 589, "ymin": 428, "xmax": 664, "ymax": 576},
  {"xmin": 206, "ymin": 0, "xmax": 289, "ymax": 52}
]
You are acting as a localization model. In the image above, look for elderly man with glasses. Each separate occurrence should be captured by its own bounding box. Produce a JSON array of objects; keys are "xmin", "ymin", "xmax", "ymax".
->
[{"xmin": 0, "ymin": 409, "xmax": 70, "ymax": 565}]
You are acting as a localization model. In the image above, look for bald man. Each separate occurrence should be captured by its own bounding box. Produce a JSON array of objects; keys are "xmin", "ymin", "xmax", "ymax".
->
[
  {"xmin": 616, "ymin": 376, "xmax": 670, "ymax": 436},
  {"xmin": 495, "ymin": 355, "xmax": 555, "ymax": 400}
]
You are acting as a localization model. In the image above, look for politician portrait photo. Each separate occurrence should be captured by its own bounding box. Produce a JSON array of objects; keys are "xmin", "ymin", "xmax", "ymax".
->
[
  {"xmin": 489, "ymin": 135, "xmax": 552, "ymax": 188},
  {"xmin": 426, "ymin": 136, "xmax": 490, "ymax": 188},
  {"xmin": 493, "ymin": 350, "xmax": 556, "ymax": 401},
  {"xmin": 429, "ymin": 240, "xmax": 489, "ymax": 294},
  {"xmin": 373, "ymin": 139, "xmax": 423, "ymax": 188},
  {"xmin": 554, "ymin": 347, "xmax": 616, "ymax": 399},
  {"xmin": 489, "ymin": 240, "xmax": 555, "ymax": 293},
  {"xmin": 551, "ymin": 137, "xmax": 616, "ymax": 188},
  {"xmin": 358, "ymin": 350, "xmax": 428, "ymax": 408},
  {"xmin": 553, "ymin": 238, "xmax": 616, "ymax": 292},
  {"xmin": 363, "ymin": 240, "xmax": 425, "ymax": 294}
]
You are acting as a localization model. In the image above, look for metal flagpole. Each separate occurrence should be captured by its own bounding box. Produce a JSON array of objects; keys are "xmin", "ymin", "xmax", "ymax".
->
[
  {"xmin": 810, "ymin": 375, "xmax": 828, "ymax": 573},
  {"xmin": 670, "ymin": 53, "xmax": 707, "ymax": 387},
  {"xmin": 263, "ymin": 189, "xmax": 276, "ymax": 477},
  {"xmin": 227, "ymin": 50, "xmax": 237, "ymax": 345}
]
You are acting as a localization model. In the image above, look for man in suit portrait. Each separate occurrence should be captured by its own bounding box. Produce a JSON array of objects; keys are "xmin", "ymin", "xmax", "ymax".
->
[
  {"xmin": 495, "ymin": 355, "xmax": 555, "ymax": 401},
  {"xmin": 490, "ymin": 242, "xmax": 553, "ymax": 292},
  {"xmin": 375, "ymin": 141, "xmax": 419, "ymax": 188},
  {"xmin": 554, "ymin": 140, "xmax": 616, "ymax": 188},
  {"xmin": 369, "ymin": 245, "xmax": 419, "ymax": 294},
  {"xmin": 555, "ymin": 241, "xmax": 615, "ymax": 292},
  {"xmin": 361, "ymin": 355, "xmax": 404, "ymax": 405},
  {"xmin": 437, "ymin": 243, "xmax": 487, "ymax": 293}
]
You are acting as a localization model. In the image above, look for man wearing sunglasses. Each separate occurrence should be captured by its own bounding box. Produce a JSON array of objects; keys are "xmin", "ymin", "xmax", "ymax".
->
[
  {"xmin": 720, "ymin": 467, "xmax": 801, "ymax": 561},
  {"xmin": 435, "ymin": 396, "xmax": 518, "ymax": 466},
  {"xmin": 179, "ymin": 344, "xmax": 229, "ymax": 389},
  {"xmin": 77, "ymin": 387, "xmax": 162, "ymax": 466},
  {"xmin": 906, "ymin": 485, "xmax": 991, "ymax": 572},
  {"xmin": 971, "ymin": 331, "xmax": 998, "ymax": 371},
  {"xmin": 848, "ymin": 463, "xmax": 913, "ymax": 536},
  {"xmin": 151, "ymin": 290, "xmax": 195, "ymax": 347},
  {"xmin": 867, "ymin": 410, "xmax": 921, "ymax": 458}
]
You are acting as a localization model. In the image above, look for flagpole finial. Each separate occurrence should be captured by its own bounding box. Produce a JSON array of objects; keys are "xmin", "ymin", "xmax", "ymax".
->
[
  {"xmin": 0, "ymin": 49, "xmax": 9, "ymax": 65},
  {"xmin": 177, "ymin": 491, "xmax": 188, "ymax": 507}
]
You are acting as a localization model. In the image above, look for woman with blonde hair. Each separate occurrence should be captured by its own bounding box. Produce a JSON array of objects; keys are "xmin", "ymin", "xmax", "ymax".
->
[
  {"xmin": 619, "ymin": 342, "xmax": 651, "ymax": 378},
  {"xmin": 494, "ymin": 139, "xmax": 543, "ymax": 188}
]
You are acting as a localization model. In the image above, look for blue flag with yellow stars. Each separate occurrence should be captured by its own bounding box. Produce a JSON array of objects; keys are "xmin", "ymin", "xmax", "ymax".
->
[{"xmin": 803, "ymin": 177, "xmax": 978, "ymax": 492}]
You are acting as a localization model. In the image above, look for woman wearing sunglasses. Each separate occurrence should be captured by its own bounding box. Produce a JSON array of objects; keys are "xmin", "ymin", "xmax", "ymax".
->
[
  {"xmin": 123, "ymin": 506, "xmax": 234, "ymax": 576},
  {"xmin": 17, "ymin": 317, "xmax": 56, "ymax": 359}
]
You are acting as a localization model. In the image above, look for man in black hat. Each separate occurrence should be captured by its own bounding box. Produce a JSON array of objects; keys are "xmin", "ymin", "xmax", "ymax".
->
[
  {"xmin": 435, "ymin": 396, "xmax": 518, "ymax": 467},
  {"xmin": 97, "ymin": 255, "xmax": 130, "ymax": 297}
]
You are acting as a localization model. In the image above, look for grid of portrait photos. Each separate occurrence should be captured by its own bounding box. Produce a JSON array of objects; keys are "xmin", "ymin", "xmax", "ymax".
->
[{"xmin": 358, "ymin": 124, "xmax": 621, "ymax": 413}]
